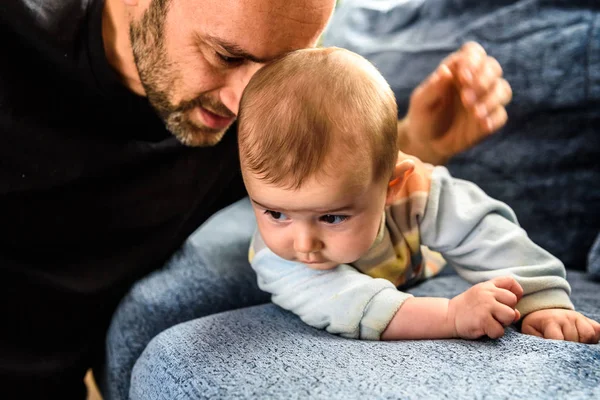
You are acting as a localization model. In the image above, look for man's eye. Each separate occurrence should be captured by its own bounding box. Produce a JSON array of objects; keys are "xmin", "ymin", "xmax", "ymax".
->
[
  {"xmin": 320, "ymin": 215, "xmax": 348, "ymax": 225},
  {"xmin": 217, "ymin": 53, "xmax": 244, "ymax": 65},
  {"xmin": 265, "ymin": 210, "xmax": 289, "ymax": 221}
]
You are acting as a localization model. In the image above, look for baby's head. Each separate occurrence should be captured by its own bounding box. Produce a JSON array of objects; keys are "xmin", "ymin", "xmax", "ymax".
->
[{"xmin": 239, "ymin": 47, "xmax": 398, "ymax": 269}]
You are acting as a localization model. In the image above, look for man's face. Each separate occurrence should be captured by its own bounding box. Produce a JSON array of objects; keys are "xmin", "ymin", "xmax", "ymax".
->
[{"xmin": 129, "ymin": 0, "xmax": 334, "ymax": 146}]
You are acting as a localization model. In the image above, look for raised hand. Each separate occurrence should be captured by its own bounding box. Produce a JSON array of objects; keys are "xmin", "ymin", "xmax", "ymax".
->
[{"xmin": 401, "ymin": 42, "xmax": 512, "ymax": 165}]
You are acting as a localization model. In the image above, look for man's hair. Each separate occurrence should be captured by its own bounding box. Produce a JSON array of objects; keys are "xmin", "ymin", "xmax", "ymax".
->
[{"xmin": 238, "ymin": 47, "xmax": 398, "ymax": 189}]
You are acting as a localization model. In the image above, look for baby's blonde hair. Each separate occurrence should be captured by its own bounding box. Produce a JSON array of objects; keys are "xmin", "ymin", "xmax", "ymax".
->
[{"xmin": 238, "ymin": 47, "xmax": 398, "ymax": 189}]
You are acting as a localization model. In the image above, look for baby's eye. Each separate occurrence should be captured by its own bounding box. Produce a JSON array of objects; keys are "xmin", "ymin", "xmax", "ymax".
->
[
  {"xmin": 319, "ymin": 215, "xmax": 348, "ymax": 225},
  {"xmin": 265, "ymin": 210, "xmax": 289, "ymax": 221}
]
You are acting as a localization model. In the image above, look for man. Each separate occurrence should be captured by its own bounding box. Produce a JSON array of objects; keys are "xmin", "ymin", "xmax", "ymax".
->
[{"xmin": 0, "ymin": 0, "xmax": 511, "ymax": 398}]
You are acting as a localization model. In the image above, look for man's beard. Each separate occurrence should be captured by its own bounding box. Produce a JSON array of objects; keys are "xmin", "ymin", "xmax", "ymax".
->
[{"xmin": 128, "ymin": 0, "xmax": 234, "ymax": 146}]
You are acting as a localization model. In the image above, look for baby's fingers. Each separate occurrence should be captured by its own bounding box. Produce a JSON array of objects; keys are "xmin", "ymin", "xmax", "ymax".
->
[
  {"xmin": 492, "ymin": 303, "xmax": 519, "ymax": 327},
  {"xmin": 542, "ymin": 321, "xmax": 564, "ymax": 341},
  {"xmin": 560, "ymin": 320, "xmax": 580, "ymax": 343},
  {"xmin": 521, "ymin": 322, "xmax": 543, "ymax": 338},
  {"xmin": 491, "ymin": 276, "xmax": 523, "ymax": 300},
  {"xmin": 483, "ymin": 315, "xmax": 506, "ymax": 339},
  {"xmin": 576, "ymin": 317, "xmax": 600, "ymax": 344},
  {"xmin": 493, "ymin": 287, "xmax": 519, "ymax": 308}
]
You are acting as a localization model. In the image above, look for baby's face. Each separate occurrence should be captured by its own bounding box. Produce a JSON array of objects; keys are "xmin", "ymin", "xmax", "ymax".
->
[{"xmin": 244, "ymin": 167, "xmax": 388, "ymax": 270}]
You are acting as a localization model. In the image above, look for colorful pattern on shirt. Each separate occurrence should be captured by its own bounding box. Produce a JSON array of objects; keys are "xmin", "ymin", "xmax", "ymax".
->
[{"xmin": 353, "ymin": 156, "xmax": 445, "ymax": 287}]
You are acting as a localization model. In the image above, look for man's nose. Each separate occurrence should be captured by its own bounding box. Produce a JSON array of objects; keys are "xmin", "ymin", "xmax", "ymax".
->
[{"xmin": 220, "ymin": 63, "xmax": 264, "ymax": 116}]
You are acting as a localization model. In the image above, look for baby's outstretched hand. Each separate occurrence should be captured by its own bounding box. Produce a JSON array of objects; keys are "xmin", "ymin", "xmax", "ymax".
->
[
  {"xmin": 448, "ymin": 276, "xmax": 522, "ymax": 340},
  {"xmin": 521, "ymin": 309, "xmax": 600, "ymax": 344}
]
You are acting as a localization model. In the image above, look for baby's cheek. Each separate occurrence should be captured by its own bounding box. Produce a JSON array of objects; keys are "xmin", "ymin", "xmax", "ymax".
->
[
  {"xmin": 262, "ymin": 234, "xmax": 285, "ymax": 255},
  {"xmin": 337, "ymin": 234, "xmax": 375, "ymax": 263},
  {"xmin": 265, "ymin": 235, "xmax": 298, "ymax": 262},
  {"xmin": 257, "ymin": 224, "xmax": 284, "ymax": 253},
  {"xmin": 265, "ymin": 241, "xmax": 293, "ymax": 262}
]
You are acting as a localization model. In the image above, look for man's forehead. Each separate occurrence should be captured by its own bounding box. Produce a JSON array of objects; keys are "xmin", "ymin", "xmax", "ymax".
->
[
  {"xmin": 243, "ymin": 0, "xmax": 335, "ymax": 15},
  {"xmin": 192, "ymin": 0, "xmax": 334, "ymax": 58}
]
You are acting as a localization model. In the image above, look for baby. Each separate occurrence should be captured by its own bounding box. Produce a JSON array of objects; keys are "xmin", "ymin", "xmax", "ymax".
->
[{"xmin": 237, "ymin": 47, "xmax": 600, "ymax": 342}]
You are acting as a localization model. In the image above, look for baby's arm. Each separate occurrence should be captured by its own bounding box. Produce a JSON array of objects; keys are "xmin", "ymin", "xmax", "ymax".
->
[
  {"xmin": 251, "ymin": 231, "xmax": 524, "ymax": 341},
  {"xmin": 382, "ymin": 276, "xmax": 522, "ymax": 340},
  {"xmin": 249, "ymin": 232, "xmax": 412, "ymax": 340},
  {"xmin": 418, "ymin": 166, "xmax": 599, "ymax": 343}
]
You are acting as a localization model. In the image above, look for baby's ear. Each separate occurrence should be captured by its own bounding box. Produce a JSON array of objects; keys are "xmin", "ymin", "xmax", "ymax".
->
[
  {"xmin": 390, "ymin": 158, "xmax": 416, "ymax": 186},
  {"xmin": 386, "ymin": 158, "xmax": 415, "ymax": 202},
  {"xmin": 392, "ymin": 158, "xmax": 416, "ymax": 180}
]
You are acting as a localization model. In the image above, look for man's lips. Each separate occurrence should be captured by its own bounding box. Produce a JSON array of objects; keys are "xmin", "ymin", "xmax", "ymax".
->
[{"xmin": 194, "ymin": 106, "xmax": 234, "ymax": 130}]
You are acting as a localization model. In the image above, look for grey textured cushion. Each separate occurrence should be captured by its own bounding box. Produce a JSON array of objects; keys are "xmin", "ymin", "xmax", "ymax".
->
[{"xmin": 129, "ymin": 270, "xmax": 600, "ymax": 400}]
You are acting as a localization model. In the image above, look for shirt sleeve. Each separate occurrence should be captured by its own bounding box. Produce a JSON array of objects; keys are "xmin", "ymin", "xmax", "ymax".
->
[
  {"xmin": 249, "ymin": 232, "xmax": 412, "ymax": 340},
  {"xmin": 420, "ymin": 166, "xmax": 573, "ymax": 316}
]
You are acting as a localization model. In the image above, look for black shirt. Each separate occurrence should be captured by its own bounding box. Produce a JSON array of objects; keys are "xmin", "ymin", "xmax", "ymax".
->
[{"xmin": 0, "ymin": 0, "xmax": 246, "ymax": 296}]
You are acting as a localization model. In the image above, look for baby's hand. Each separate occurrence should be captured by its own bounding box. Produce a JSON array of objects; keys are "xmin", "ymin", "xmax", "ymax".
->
[
  {"xmin": 521, "ymin": 309, "xmax": 600, "ymax": 344},
  {"xmin": 448, "ymin": 276, "xmax": 523, "ymax": 339}
]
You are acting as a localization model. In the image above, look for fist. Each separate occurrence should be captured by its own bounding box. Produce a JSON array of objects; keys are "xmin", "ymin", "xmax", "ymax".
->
[{"xmin": 449, "ymin": 276, "xmax": 523, "ymax": 339}]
